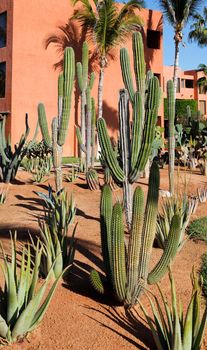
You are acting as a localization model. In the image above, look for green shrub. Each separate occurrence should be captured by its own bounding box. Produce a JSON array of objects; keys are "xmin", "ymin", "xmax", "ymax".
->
[
  {"xmin": 201, "ymin": 253, "xmax": 207, "ymax": 298},
  {"xmin": 187, "ymin": 216, "xmax": 207, "ymax": 241},
  {"xmin": 164, "ymin": 98, "xmax": 198, "ymax": 120}
]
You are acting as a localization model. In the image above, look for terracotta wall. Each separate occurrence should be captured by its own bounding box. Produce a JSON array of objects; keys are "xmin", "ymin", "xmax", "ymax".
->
[{"xmin": 0, "ymin": 1, "xmax": 163, "ymax": 155}]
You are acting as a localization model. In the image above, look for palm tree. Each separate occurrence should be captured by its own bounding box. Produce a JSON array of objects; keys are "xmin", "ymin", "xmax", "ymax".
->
[
  {"xmin": 189, "ymin": 7, "xmax": 207, "ymax": 47},
  {"xmin": 71, "ymin": 0, "xmax": 144, "ymax": 119},
  {"xmin": 197, "ymin": 63, "xmax": 207, "ymax": 94},
  {"xmin": 158, "ymin": 0, "xmax": 201, "ymax": 194}
]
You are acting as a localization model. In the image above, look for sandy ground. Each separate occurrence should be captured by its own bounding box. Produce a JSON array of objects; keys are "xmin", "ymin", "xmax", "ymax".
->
[{"xmin": 0, "ymin": 166, "xmax": 207, "ymax": 350}]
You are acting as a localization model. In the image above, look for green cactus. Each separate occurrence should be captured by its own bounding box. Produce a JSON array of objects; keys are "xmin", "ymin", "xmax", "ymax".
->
[
  {"xmin": 58, "ymin": 47, "xmax": 75, "ymax": 146},
  {"xmin": 91, "ymin": 163, "xmax": 182, "ymax": 308},
  {"xmin": 0, "ymin": 114, "xmax": 38, "ymax": 183},
  {"xmin": 97, "ymin": 32, "xmax": 160, "ymax": 228},
  {"xmin": 38, "ymin": 47, "xmax": 75, "ymax": 192},
  {"xmin": 76, "ymin": 42, "xmax": 98, "ymax": 188},
  {"xmin": 167, "ymin": 80, "xmax": 175, "ymax": 194},
  {"xmin": 86, "ymin": 168, "xmax": 99, "ymax": 190}
]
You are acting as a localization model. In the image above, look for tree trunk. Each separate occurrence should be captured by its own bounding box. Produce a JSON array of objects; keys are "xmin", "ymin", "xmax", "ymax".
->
[
  {"xmin": 169, "ymin": 39, "xmax": 180, "ymax": 195},
  {"xmin": 86, "ymin": 101, "xmax": 92, "ymax": 171},
  {"xmin": 98, "ymin": 57, "xmax": 106, "ymax": 119}
]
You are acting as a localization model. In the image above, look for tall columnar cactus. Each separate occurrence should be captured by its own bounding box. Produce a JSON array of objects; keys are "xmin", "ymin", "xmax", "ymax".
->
[
  {"xmin": 97, "ymin": 32, "xmax": 160, "ymax": 228},
  {"xmin": 90, "ymin": 163, "xmax": 182, "ymax": 308},
  {"xmin": 38, "ymin": 47, "xmax": 75, "ymax": 192},
  {"xmin": 76, "ymin": 42, "xmax": 96, "ymax": 167},
  {"xmin": 167, "ymin": 80, "xmax": 175, "ymax": 195}
]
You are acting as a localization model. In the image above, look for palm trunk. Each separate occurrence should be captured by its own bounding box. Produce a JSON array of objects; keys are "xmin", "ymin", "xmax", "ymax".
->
[
  {"xmin": 98, "ymin": 57, "xmax": 106, "ymax": 119},
  {"xmin": 169, "ymin": 39, "xmax": 179, "ymax": 195}
]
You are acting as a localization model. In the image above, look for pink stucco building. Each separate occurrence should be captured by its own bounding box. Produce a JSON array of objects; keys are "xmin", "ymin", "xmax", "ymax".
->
[
  {"xmin": 163, "ymin": 66, "xmax": 207, "ymax": 118},
  {"xmin": 0, "ymin": 0, "xmax": 164, "ymax": 156}
]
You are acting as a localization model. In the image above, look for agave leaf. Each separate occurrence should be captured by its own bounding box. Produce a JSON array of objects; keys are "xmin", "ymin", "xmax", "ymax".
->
[
  {"xmin": 157, "ymin": 284, "xmax": 173, "ymax": 337},
  {"xmin": 153, "ymin": 292, "xmax": 171, "ymax": 349},
  {"xmin": 182, "ymin": 293, "xmax": 194, "ymax": 350},
  {"xmin": 6, "ymin": 262, "xmax": 18, "ymax": 325},
  {"xmin": 28, "ymin": 241, "xmax": 42, "ymax": 300},
  {"xmin": 139, "ymin": 301, "xmax": 164, "ymax": 350},
  {"xmin": 11, "ymin": 273, "xmax": 49, "ymax": 340},
  {"xmin": 192, "ymin": 306, "xmax": 207, "ymax": 350},
  {"xmin": 0, "ymin": 315, "xmax": 9, "ymax": 339},
  {"xmin": 28, "ymin": 267, "xmax": 67, "ymax": 331},
  {"xmin": 53, "ymin": 239, "xmax": 63, "ymax": 279},
  {"xmin": 24, "ymin": 244, "xmax": 32, "ymax": 305},
  {"xmin": 17, "ymin": 247, "xmax": 27, "ymax": 311}
]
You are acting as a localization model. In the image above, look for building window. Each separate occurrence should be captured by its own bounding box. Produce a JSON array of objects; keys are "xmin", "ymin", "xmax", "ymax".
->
[
  {"xmin": 154, "ymin": 73, "xmax": 161, "ymax": 84},
  {"xmin": 0, "ymin": 62, "xmax": 6, "ymax": 98},
  {"xmin": 0, "ymin": 12, "xmax": 7, "ymax": 48},
  {"xmin": 199, "ymin": 100, "xmax": 206, "ymax": 115},
  {"xmin": 176, "ymin": 78, "xmax": 180, "ymax": 93},
  {"xmin": 181, "ymin": 79, "xmax": 185, "ymax": 89},
  {"xmin": 147, "ymin": 29, "xmax": 161, "ymax": 49},
  {"xmin": 185, "ymin": 79, "xmax": 194, "ymax": 88}
]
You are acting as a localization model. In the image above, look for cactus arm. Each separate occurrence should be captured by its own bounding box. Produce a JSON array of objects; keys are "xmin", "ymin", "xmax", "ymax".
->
[
  {"xmin": 91, "ymin": 97, "xmax": 96, "ymax": 168},
  {"xmin": 52, "ymin": 117, "xmax": 62, "ymax": 192},
  {"xmin": 148, "ymin": 214, "xmax": 181, "ymax": 285},
  {"xmin": 126, "ymin": 186, "xmax": 144, "ymax": 306},
  {"xmin": 100, "ymin": 184, "xmax": 113, "ymax": 284},
  {"xmin": 38, "ymin": 103, "xmax": 52, "ymax": 148},
  {"xmin": 130, "ymin": 92, "xmax": 143, "ymax": 171},
  {"xmin": 75, "ymin": 126, "xmax": 86, "ymax": 153},
  {"xmin": 111, "ymin": 203, "xmax": 126, "ymax": 302},
  {"xmin": 77, "ymin": 62, "xmax": 83, "ymax": 92},
  {"xmin": 97, "ymin": 118, "xmax": 125, "ymax": 183},
  {"xmin": 119, "ymin": 89, "xmax": 133, "ymax": 228},
  {"xmin": 0, "ymin": 121, "xmax": 10, "ymax": 163},
  {"xmin": 58, "ymin": 47, "xmax": 75, "ymax": 146},
  {"xmin": 82, "ymin": 41, "xmax": 89, "ymax": 91},
  {"xmin": 90, "ymin": 269, "xmax": 105, "ymax": 294},
  {"xmin": 133, "ymin": 32, "xmax": 146, "ymax": 100},
  {"xmin": 58, "ymin": 73, "xmax": 63, "ymax": 122},
  {"xmin": 129, "ymin": 77, "xmax": 160, "ymax": 183},
  {"xmin": 120, "ymin": 48, "xmax": 135, "ymax": 103},
  {"xmin": 136, "ymin": 163, "xmax": 159, "ymax": 296},
  {"xmin": 89, "ymin": 72, "xmax": 95, "ymax": 90}
]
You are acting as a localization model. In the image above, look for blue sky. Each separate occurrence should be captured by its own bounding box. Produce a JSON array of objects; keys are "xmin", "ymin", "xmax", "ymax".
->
[{"xmin": 144, "ymin": 0, "xmax": 207, "ymax": 70}]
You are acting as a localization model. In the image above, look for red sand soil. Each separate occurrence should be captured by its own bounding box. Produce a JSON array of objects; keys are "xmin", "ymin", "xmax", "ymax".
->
[{"xmin": 0, "ymin": 167, "xmax": 207, "ymax": 350}]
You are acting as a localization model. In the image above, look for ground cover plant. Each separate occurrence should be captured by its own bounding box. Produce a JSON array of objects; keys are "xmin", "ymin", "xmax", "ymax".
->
[{"xmin": 187, "ymin": 216, "xmax": 207, "ymax": 242}]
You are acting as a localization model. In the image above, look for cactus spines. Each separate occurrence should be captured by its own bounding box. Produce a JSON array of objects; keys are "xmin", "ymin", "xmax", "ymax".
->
[
  {"xmin": 38, "ymin": 103, "xmax": 52, "ymax": 148},
  {"xmin": 111, "ymin": 202, "xmax": 126, "ymax": 302},
  {"xmin": 90, "ymin": 269, "xmax": 105, "ymax": 294},
  {"xmin": 167, "ymin": 80, "xmax": 175, "ymax": 194},
  {"xmin": 58, "ymin": 47, "xmax": 75, "ymax": 146},
  {"xmin": 94, "ymin": 163, "xmax": 181, "ymax": 307},
  {"xmin": 133, "ymin": 32, "xmax": 146, "ymax": 100},
  {"xmin": 52, "ymin": 117, "xmax": 62, "ymax": 192},
  {"xmin": 126, "ymin": 186, "xmax": 144, "ymax": 304},
  {"xmin": 120, "ymin": 48, "xmax": 135, "ymax": 103},
  {"xmin": 100, "ymin": 184, "xmax": 113, "ymax": 283},
  {"xmin": 97, "ymin": 118, "xmax": 125, "ymax": 183},
  {"xmin": 148, "ymin": 214, "xmax": 181, "ymax": 285},
  {"xmin": 38, "ymin": 47, "xmax": 75, "ymax": 192},
  {"xmin": 98, "ymin": 32, "xmax": 161, "ymax": 228},
  {"xmin": 86, "ymin": 168, "xmax": 99, "ymax": 190}
]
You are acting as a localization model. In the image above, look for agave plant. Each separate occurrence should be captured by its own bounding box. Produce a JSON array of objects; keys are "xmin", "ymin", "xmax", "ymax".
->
[
  {"xmin": 35, "ymin": 186, "xmax": 77, "ymax": 279},
  {"xmin": 140, "ymin": 269, "xmax": 207, "ymax": 350},
  {"xmin": 0, "ymin": 187, "xmax": 7, "ymax": 204},
  {"xmin": 64, "ymin": 166, "xmax": 79, "ymax": 183},
  {"xmin": 0, "ymin": 234, "xmax": 63, "ymax": 344},
  {"xmin": 156, "ymin": 194, "xmax": 197, "ymax": 250}
]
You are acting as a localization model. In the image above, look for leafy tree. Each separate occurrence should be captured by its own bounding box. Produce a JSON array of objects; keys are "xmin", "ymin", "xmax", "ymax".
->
[
  {"xmin": 71, "ymin": 0, "xmax": 144, "ymax": 119},
  {"xmin": 197, "ymin": 63, "xmax": 207, "ymax": 94},
  {"xmin": 189, "ymin": 6, "xmax": 207, "ymax": 47}
]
